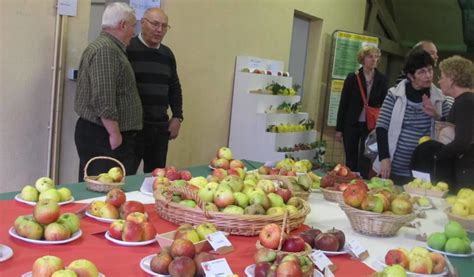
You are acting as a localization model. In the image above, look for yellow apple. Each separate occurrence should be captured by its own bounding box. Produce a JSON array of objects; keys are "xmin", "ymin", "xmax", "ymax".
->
[
  {"xmin": 452, "ymin": 201, "xmax": 469, "ymax": 217},
  {"xmin": 446, "ymin": 196, "xmax": 457, "ymax": 206},
  {"xmin": 436, "ymin": 181, "xmax": 449, "ymax": 191}
]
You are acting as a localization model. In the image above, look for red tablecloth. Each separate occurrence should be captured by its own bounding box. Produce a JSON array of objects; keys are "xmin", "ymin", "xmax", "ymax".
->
[{"xmin": 0, "ymin": 200, "xmax": 375, "ymax": 276}]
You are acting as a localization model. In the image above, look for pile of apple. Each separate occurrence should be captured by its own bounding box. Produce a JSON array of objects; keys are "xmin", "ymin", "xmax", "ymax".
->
[
  {"xmin": 152, "ymin": 165, "xmax": 192, "ymax": 181},
  {"xmin": 107, "ymin": 211, "xmax": 156, "ymax": 242},
  {"xmin": 173, "ymin": 223, "xmax": 219, "ymax": 243},
  {"xmin": 86, "ymin": 188, "xmax": 146, "ymax": 220},
  {"xmin": 384, "ymin": 246, "xmax": 446, "ymax": 275},
  {"xmin": 446, "ymin": 188, "xmax": 474, "ymax": 218},
  {"xmin": 258, "ymin": 223, "xmax": 309, "ymax": 253},
  {"xmin": 257, "ymin": 158, "xmax": 313, "ymax": 175},
  {"xmin": 406, "ymin": 178, "xmax": 449, "ymax": 193},
  {"xmin": 30, "ymin": 255, "xmax": 99, "ymax": 277},
  {"xmin": 427, "ymin": 221, "xmax": 472, "ymax": 254},
  {"xmin": 298, "ymin": 227, "xmax": 345, "ymax": 252},
  {"xmin": 320, "ymin": 164, "xmax": 360, "ymax": 190},
  {"xmin": 149, "ymin": 238, "xmax": 216, "ymax": 277},
  {"xmin": 94, "ymin": 166, "xmax": 124, "ymax": 183},
  {"xmin": 343, "ymin": 182, "xmax": 413, "ymax": 215},
  {"xmin": 253, "ymin": 249, "xmax": 314, "ymax": 277},
  {"xmin": 14, "ymin": 199, "xmax": 80, "ymax": 241},
  {"xmin": 371, "ymin": 264, "xmax": 407, "ymax": 277},
  {"xmin": 20, "ymin": 176, "xmax": 72, "ymax": 203}
]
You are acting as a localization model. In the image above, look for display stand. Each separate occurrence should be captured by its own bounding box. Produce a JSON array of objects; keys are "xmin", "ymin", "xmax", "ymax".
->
[{"xmin": 229, "ymin": 56, "xmax": 318, "ymax": 163}]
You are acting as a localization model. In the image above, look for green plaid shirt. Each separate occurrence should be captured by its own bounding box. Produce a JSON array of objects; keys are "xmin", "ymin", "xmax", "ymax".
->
[{"xmin": 74, "ymin": 32, "xmax": 143, "ymax": 131}]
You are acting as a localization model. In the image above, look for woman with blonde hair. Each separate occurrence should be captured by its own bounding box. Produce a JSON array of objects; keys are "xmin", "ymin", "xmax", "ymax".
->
[{"xmin": 335, "ymin": 45, "xmax": 388, "ymax": 178}]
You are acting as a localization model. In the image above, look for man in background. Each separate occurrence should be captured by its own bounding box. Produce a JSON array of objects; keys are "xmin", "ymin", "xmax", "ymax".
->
[
  {"xmin": 74, "ymin": 2, "xmax": 143, "ymax": 181},
  {"xmin": 127, "ymin": 7, "xmax": 183, "ymax": 173}
]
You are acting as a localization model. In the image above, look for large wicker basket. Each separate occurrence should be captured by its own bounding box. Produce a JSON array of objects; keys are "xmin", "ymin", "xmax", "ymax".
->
[
  {"xmin": 320, "ymin": 187, "xmax": 343, "ymax": 202},
  {"xmin": 327, "ymin": 171, "xmax": 361, "ymax": 184},
  {"xmin": 259, "ymin": 175, "xmax": 311, "ymax": 201},
  {"xmin": 154, "ymin": 186, "xmax": 311, "ymax": 236},
  {"xmin": 445, "ymin": 207, "xmax": 474, "ymax": 233},
  {"xmin": 83, "ymin": 156, "xmax": 125, "ymax": 192},
  {"xmin": 339, "ymin": 202, "xmax": 416, "ymax": 237}
]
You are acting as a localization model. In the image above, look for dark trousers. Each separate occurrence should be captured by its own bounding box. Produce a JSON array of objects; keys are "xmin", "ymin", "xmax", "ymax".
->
[
  {"xmin": 74, "ymin": 118, "xmax": 142, "ymax": 182},
  {"xmin": 140, "ymin": 122, "xmax": 170, "ymax": 173},
  {"xmin": 343, "ymin": 122, "xmax": 371, "ymax": 179}
]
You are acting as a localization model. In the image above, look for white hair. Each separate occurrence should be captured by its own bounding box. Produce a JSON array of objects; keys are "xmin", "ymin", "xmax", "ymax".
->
[{"xmin": 102, "ymin": 2, "xmax": 135, "ymax": 29}]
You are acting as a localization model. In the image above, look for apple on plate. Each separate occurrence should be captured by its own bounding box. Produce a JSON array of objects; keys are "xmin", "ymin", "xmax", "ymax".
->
[
  {"xmin": 281, "ymin": 236, "xmax": 306, "ymax": 252},
  {"xmin": 52, "ymin": 269, "xmax": 78, "ymax": 277},
  {"xmin": 57, "ymin": 213, "xmax": 81, "ymax": 233},
  {"xmin": 125, "ymin": 212, "xmax": 147, "ymax": 224},
  {"xmin": 314, "ymin": 233, "xmax": 339, "ymax": 252},
  {"xmin": 229, "ymin": 159, "xmax": 245, "ymax": 169},
  {"xmin": 32, "ymin": 255, "xmax": 64, "ymax": 277},
  {"xmin": 34, "ymin": 199, "xmax": 60, "ymax": 225},
  {"xmin": 427, "ymin": 232, "xmax": 447, "ymax": 251},
  {"xmin": 108, "ymin": 219, "xmax": 125, "ymax": 240},
  {"xmin": 327, "ymin": 227, "xmax": 345, "ymax": 251},
  {"xmin": 141, "ymin": 221, "xmax": 157, "ymax": 241},
  {"xmin": 105, "ymin": 188, "xmax": 126, "ymax": 208},
  {"xmin": 444, "ymin": 221, "xmax": 467, "ymax": 239},
  {"xmin": 217, "ymin": 147, "xmax": 232, "ymax": 160},
  {"xmin": 430, "ymin": 252, "xmax": 446, "ymax": 274},
  {"xmin": 122, "ymin": 221, "xmax": 143, "ymax": 242},
  {"xmin": 39, "ymin": 188, "xmax": 61, "ymax": 202},
  {"xmin": 214, "ymin": 158, "xmax": 230, "ymax": 170},
  {"xmin": 44, "ymin": 222, "xmax": 71, "ymax": 241},
  {"xmin": 152, "ymin": 168, "xmax": 166, "ymax": 177},
  {"xmin": 168, "ymin": 256, "xmax": 196, "ymax": 277},
  {"xmin": 108, "ymin": 167, "xmax": 123, "ymax": 182},
  {"xmin": 170, "ymin": 238, "xmax": 196, "ymax": 259},
  {"xmin": 99, "ymin": 203, "xmax": 119, "ymax": 219},
  {"xmin": 119, "ymin": 200, "xmax": 145, "ymax": 219},
  {"xmin": 409, "ymin": 254, "xmax": 433, "ymax": 274},
  {"xmin": 67, "ymin": 259, "xmax": 99, "ymax": 277},
  {"xmin": 385, "ymin": 249, "xmax": 409, "ymax": 268},
  {"xmin": 254, "ymin": 261, "xmax": 272, "ymax": 277},
  {"xmin": 259, "ymin": 223, "xmax": 282, "ymax": 250},
  {"xmin": 35, "ymin": 177, "xmax": 55, "ymax": 193},
  {"xmin": 194, "ymin": 252, "xmax": 215, "ymax": 277},
  {"xmin": 87, "ymin": 200, "xmax": 106, "ymax": 217},
  {"xmin": 14, "ymin": 215, "xmax": 43, "ymax": 240},
  {"xmin": 150, "ymin": 252, "xmax": 173, "ymax": 275},
  {"xmin": 21, "ymin": 185, "xmax": 39, "ymax": 202},
  {"xmin": 57, "ymin": 187, "xmax": 72, "ymax": 202}
]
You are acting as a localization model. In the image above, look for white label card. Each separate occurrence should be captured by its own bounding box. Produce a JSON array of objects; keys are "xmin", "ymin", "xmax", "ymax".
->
[
  {"xmin": 411, "ymin": 170, "xmax": 431, "ymax": 182},
  {"xmin": 347, "ymin": 239, "xmax": 367, "ymax": 256},
  {"xmin": 324, "ymin": 267, "xmax": 335, "ymax": 277},
  {"xmin": 309, "ymin": 251, "xmax": 333, "ymax": 270},
  {"xmin": 140, "ymin": 176, "xmax": 156, "ymax": 194},
  {"xmin": 206, "ymin": 231, "xmax": 232, "ymax": 250},
  {"xmin": 201, "ymin": 258, "xmax": 233, "ymax": 277}
]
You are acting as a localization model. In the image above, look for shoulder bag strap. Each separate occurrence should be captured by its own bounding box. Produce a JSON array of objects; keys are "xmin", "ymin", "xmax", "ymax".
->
[{"xmin": 355, "ymin": 72, "xmax": 369, "ymax": 107}]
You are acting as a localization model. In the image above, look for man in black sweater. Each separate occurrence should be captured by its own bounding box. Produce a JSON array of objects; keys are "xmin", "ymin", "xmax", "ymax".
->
[{"xmin": 127, "ymin": 8, "xmax": 183, "ymax": 173}]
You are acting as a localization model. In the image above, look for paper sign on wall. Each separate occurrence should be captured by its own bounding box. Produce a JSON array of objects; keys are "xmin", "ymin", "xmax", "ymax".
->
[
  {"xmin": 130, "ymin": 0, "xmax": 161, "ymax": 20},
  {"xmin": 58, "ymin": 0, "xmax": 77, "ymax": 16}
]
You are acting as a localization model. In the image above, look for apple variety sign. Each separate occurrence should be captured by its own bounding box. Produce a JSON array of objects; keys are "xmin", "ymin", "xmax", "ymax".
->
[
  {"xmin": 347, "ymin": 238, "xmax": 368, "ymax": 260},
  {"xmin": 200, "ymin": 258, "xmax": 233, "ymax": 276},
  {"xmin": 206, "ymin": 231, "xmax": 232, "ymax": 252},
  {"xmin": 309, "ymin": 250, "xmax": 333, "ymax": 272}
]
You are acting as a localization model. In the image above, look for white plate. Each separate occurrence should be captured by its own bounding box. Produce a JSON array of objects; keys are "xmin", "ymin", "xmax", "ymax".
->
[
  {"xmin": 426, "ymin": 245, "xmax": 474, "ymax": 257},
  {"xmin": 377, "ymin": 257, "xmax": 448, "ymax": 276},
  {"xmin": 9, "ymin": 227, "xmax": 82, "ymax": 245},
  {"xmin": 311, "ymin": 188, "xmax": 321, "ymax": 193},
  {"xmin": 315, "ymin": 245, "xmax": 350, "ymax": 256},
  {"xmin": 85, "ymin": 211, "xmax": 116, "ymax": 223},
  {"xmin": 245, "ymin": 264, "xmax": 323, "ymax": 277},
  {"xmin": 22, "ymin": 272, "xmax": 105, "ymax": 277},
  {"xmin": 15, "ymin": 194, "xmax": 75, "ymax": 206},
  {"xmin": 0, "ymin": 244, "xmax": 13, "ymax": 262},
  {"xmin": 105, "ymin": 231, "xmax": 157, "ymax": 246},
  {"xmin": 415, "ymin": 204, "xmax": 434, "ymax": 210},
  {"xmin": 140, "ymin": 254, "xmax": 170, "ymax": 276}
]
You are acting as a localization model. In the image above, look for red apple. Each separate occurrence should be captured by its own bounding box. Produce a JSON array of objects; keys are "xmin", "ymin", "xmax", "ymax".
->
[
  {"xmin": 343, "ymin": 184, "xmax": 368, "ymax": 208},
  {"xmin": 213, "ymin": 189, "xmax": 235, "ymax": 208},
  {"xmin": 119, "ymin": 200, "xmax": 145, "ymax": 219},
  {"xmin": 229, "ymin": 159, "xmax": 245, "ymax": 169},
  {"xmin": 194, "ymin": 252, "xmax": 215, "ymax": 277},
  {"xmin": 108, "ymin": 219, "xmax": 125, "ymax": 240},
  {"xmin": 179, "ymin": 170, "xmax": 192, "ymax": 181},
  {"xmin": 152, "ymin": 167, "xmax": 166, "ymax": 177},
  {"xmin": 336, "ymin": 183, "xmax": 349, "ymax": 191},
  {"xmin": 254, "ymin": 261, "xmax": 272, "ymax": 277},
  {"xmin": 320, "ymin": 176, "xmax": 335, "ymax": 188},
  {"xmin": 327, "ymin": 228, "xmax": 345, "ymax": 251},
  {"xmin": 210, "ymin": 157, "xmax": 219, "ymax": 168},
  {"xmin": 44, "ymin": 222, "xmax": 71, "ymax": 241},
  {"xmin": 212, "ymin": 168, "xmax": 228, "ymax": 181},
  {"xmin": 122, "ymin": 221, "xmax": 143, "ymax": 242},
  {"xmin": 259, "ymin": 223, "xmax": 282, "ymax": 250},
  {"xmin": 170, "ymin": 238, "xmax": 196, "ymax": 259},
  {"xmin": 126, "ymin": 212, "xmax": 147, "ymax": 224},
  {"xmin": 166, "ymin": 171, "xmax": 182, "ymax": 181},
  {"xmin": 286, "ymin": 171, "xmax": 297, "ymax": 176},
  {"xmin": 337, "ymin": 166, "xmax": 349, "ymax": 176},
  {"xmin": 385, "ymin": 249, "xmax": 409, "ymax": 269},
  {"xmin": 214, "ymin": 158, "xmax": 230, "ymax": 170},
  {"xmin": 430, "ymin": 252, "xmax": 446, "ymax": 274},
  {"xmin": 314, "ymin": 233, "xmax": 340, "ymax": 252},
  {"xmin": 34, "ymin": 199, "xmax": 60, "ymax": 225},
  {"xmin": 168, "ymin": 256, "xmax": 196, "ymax": 277},
  {"xmin": 141, "ymin": 222, "xmax": 156, "ymax": 241},
  {"xmin": 275, "ymin": 188, "xmax": 292, "ymax": 203},
  {"xmin": 32, "ymin": 255, "xmax": 64, "ymax": 277},
  {"xmin": 105, "ymin": 188, "xmax": 126, "ymax": 208},
  {"xmin": 281, "ymin": 236, "xmax": 306, "ymax": 252},
  {"xmin": 150, "ymin": 253, "xmax": 172, "ymax": 275},
  {"xmin": 269, "ymin": 168, "xmax": 280, "ymax": 176},
  {"xmin": 276, "ymin": 260, "xmax": 302, "ymax": 277}
]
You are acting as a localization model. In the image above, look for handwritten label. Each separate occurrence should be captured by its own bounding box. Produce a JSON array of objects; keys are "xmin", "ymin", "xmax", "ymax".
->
[
  {"xmin": 347, "ymin": 239, "xmax": 369, "ymax": 260},
  {"xmin": 309, "ymin": 251, "xmax": 333, "ymax": 270},
  {"xmin": 201, "ymin": 258, "xmax": 233, "ymax": 277},
  {"xmin": 411, "ymin": 170, "xmax": 431, "ymax": 182},
  {"xmin": 206, "ymin": 231, "xmax": 232, "ymax": 250}
]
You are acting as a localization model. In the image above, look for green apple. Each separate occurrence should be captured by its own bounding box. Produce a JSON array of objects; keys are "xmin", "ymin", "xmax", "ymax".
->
[
  {"xmin": 198, "ymin": 186, "xmax": 216, "ymax": 202},
  {"xmin": 462, "ymin": 237, "xmax": 472, "ymax": 254},
  {"xmin": 67, "ymin": 259, "xmax": 99, "ymax": 277},
  {"xmin": 233, "ymin": 192, "xmax": 249, "ymax": 208},
  {"xmin": 267, "ymin": 193, "xmax": 285, "ymax": 208},
  {"xmin": 189, "ymin": 176, "xmax": 208, "ymax": 188},
  {"xmin": 436, "ymin": 181, "xmax": 449, "ymax": 191},
  {"xmin": 243, "ymin": 179, "xmax": 257, "ymax": 187},
  {"xmin": 21, "ymin": 185, "xmax": 39, "ymax": 202},
  {"xmin": 97, "ymin": 173, "xmax": 114, "ymax": 183},
  {"xmin": 452, "ymin": 201, "xmax": 469, "ymax": 217},
  {"xmin": 445, "ymin": 237, "xmax": 467, "ymax": 254},
  {"xmin": 52, "ymin": 269, "xmax": 78, "ymax": 277},
  {"xmin": 196, "ymin": 223, "xmax": 218, "ymax": 240},
  {"xmin": 285, "ymin": 204, "xmax": 298, "ymax": 215},
  {"xmin": 107, "ymin": 167, "xmax": 123, "ymax": 182},
  {"xmin": 383, "ymin": 264, "xmax": 407, "ymax": 277},
  {"xmin": 14, "ymin": 215, "xmax": 44, "ymax": 240},
  {"xmin": 244, "ymin": 204, "xmax": 266, "ymax": 215},
  {"xmin": 57, "ymin": 187, "xmax": 72, "ymax": 202},
  {"xmin": 57, "ymin": 213, "xmax": 80, "ymax": 233},
  {"xmin": 204, "ymin": 202, "xmax": 219, "ymax": 212},
  {"xmin": 417, "ymin": 197, "xmax": 431, "ymax": 207},
  {"xmin": 35, "ymin": 177, "xmax": 55, "ymax": 193},
  {"xmin": 222, "ymin": 205, "xmax": 244, "ymax": 215},
  {"xmin": 256, "ymin": 179, "xmax": 275, "ymax": 193},
  {"xmin": 249, "ymin": 191, "xmax": 270, "ymax": 210},
  {"xmin": 206, "ymin": 182, "xmax": 219, "ymax": 191},
  {"xmin": 266, "ymin": 206, "xmax": 285, "ymax": 216},
  {"xmin": 445, "ymin": 221, "xmax": 467, "ymax": 239},
  {"xmin": 221, "ymin": 175, "xmax": 243, "ymax": 192},
  {"xmin": 179, "ymin": 200, "xmax": 197, "ymax": 208},
  {"xmin": 216, "ymin": 183, "xmax": 232, "ymax": 192},
  {"xmin": 39, "ymin": 188, "xmax": 61, "ymax": 202},
  {"xmin": 427, "ymin": 232, "xmax": 447, "ymax": 251}
]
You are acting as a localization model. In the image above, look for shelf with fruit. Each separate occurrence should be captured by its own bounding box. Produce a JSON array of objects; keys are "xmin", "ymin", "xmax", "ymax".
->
[
  {"xmin": 250, "ymin": 82, "xmax": 298, "ymax": 96},
  {"xmin": 426, "ymin": 221, "xmax": 473, "ymax": 256},
  {"xmin": 381, "ymin": 246, "xmax": 448, "ymax": 275},
  {"xmin": 16, "ymin": 177, "xmax": 74, "ymax": 205},
  {"xmin": 28, "ymin": 255, "xmax": 101, "ymax": 277}
]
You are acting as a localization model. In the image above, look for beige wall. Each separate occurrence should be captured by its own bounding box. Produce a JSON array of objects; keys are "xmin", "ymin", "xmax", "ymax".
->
[{"xmin": 0, "ymin": 0, "xmax": 366, "ymax": 192}]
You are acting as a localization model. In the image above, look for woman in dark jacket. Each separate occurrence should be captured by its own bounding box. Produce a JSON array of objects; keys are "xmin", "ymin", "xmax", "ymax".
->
[{"xmin": 335, "ymin": 46, "xmax": 388, "ymax": 178}]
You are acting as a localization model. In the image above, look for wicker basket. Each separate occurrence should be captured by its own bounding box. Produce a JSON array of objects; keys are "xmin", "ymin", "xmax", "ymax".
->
[
  {"xmin": 445, "ymin": 207, "xmax": 474, "ymax": 233},
  {"xmin": 339, "ymin": 202, "xmax": 416, "ymax": 237},
  {"xmin": 259, "ymin": 175, "xmax": 311, "ymax": 201},
  {"xmin": 327, "ymin": 171, "xmax": 361, "ymax": 184},
  {"xmin": 154, "ymin": 186, "xmax": 311, "ymax": 236},
  {"xmin": 320, "ymin": 187, "xmax": 344, "ymax": 203},
  {"xmin": 83, "ymin": 156, "xmax": 125, "ymax": 192},
  {"xmin": 255, "ymin": 210, "xmax": 313, "ymax": 257},
  {"xmin": 403, "ymin": 185, "xmax": 448, "ymax": 198}
]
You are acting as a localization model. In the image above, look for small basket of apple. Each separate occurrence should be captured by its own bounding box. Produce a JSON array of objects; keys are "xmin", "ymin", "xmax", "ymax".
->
[
  {"xmin": 320, "ymin": 164, "xmax": 362, "ymax": 202},
  {"xmin": 27, "ymin": 255, "xmax": 102, "ymax": 277},
  {"xmin": 381, "ymin": 246, "xmax": 448, "ymax": 275},
  {"xmin": 339, "ymin": 183, "xmax": 416, "ymax": 237},
  {"xmin": 403, "ymin": 178, "xmax": 449, "ymax": 198},
  {"xmin": 444, "ymin": 188, "xmax": 474, "ymax": 233},
  {"xmin": 83, "ymin": 156, "xmax": 125, "ymax": 192},
  {"xmin": 250, "ymin": 249, "xmax": 316, "ymax": 277}
]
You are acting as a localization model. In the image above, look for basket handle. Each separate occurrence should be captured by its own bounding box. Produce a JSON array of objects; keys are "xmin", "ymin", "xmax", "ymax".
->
[
  {"xmin": 162, "ymin": 185, "xmax": 212, "ymax": 219},
  {"xmin": 83, "ymin": 156, "xmax": 126, "ymax": 181},
  {"xmin": 277, "ymin": 210, "xmax": 290, "ymax": 251}
]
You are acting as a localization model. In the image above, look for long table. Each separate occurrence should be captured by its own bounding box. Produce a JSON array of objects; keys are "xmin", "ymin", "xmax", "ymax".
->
[{"xmin": 1, "ymin": 162, "xmax": 473, "ymax": 276}]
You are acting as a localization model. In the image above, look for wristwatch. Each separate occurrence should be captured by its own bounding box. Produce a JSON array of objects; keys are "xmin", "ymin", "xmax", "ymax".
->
[{"xmin": 174, "ymin": 117, "xmax": 183, "ymax": 123}]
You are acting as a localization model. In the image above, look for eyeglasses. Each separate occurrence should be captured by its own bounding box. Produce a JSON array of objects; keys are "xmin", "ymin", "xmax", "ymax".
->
[{"xmin": 143, "ymin": 17, "xmax": 171, "ymax": 30}]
